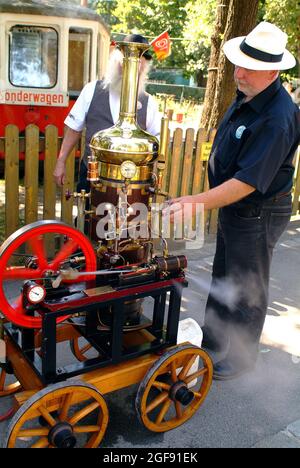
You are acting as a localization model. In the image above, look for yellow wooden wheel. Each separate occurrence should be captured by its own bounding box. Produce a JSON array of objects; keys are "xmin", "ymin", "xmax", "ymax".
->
[
  {"xmin": 0, "ymin": 367, "xmax": 21, "ymax": 397},
  {"xmin": 135, "ymin": 344, "xmax": 213, "ymax": 432},
  {"xmin": 70, "ymin": 338, "xmax": 100, "ymax": 362},
  {"xmin": 4, "ymin": 381, "xmax": 109, "ymax": 448}
]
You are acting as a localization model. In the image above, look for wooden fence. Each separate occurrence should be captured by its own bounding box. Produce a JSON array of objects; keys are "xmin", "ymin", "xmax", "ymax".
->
[{"xmin": 1, "ymin": 124, "xmax": 300, "ymax": 242}]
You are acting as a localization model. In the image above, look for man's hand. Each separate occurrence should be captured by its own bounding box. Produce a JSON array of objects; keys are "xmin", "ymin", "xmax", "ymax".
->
[
  {"xmin": 53, "ymin": 159, "xmax": 66, "ymax": 186},
  {"xmin": 163, "ymin": 195, "xmax": 200, "ymax": 222},
  {"xmin": 163, "ymin": 179, "xmax": 256, "ymax": 221},
  {"xmin": 53, "ymin": 126, "xmax": 82, "ymax": 186}
]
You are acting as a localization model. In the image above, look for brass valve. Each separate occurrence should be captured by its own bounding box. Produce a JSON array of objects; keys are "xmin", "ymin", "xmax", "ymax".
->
[{"xmin": 65, "ymin": 189, "xmax": 91, "ymax": 202}]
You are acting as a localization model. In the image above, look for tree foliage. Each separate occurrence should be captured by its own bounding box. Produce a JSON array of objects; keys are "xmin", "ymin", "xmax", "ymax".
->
[
  {"xmin": 264, "ymin": 0, "xmax": 299, "ymax": 57},
  {"xmin": 182, "ymin": 0, "xmax": 217, "ymax": 84},
  {"xmin": 95, "ymin": 0, "xmax": 119, "ymax": 27},
  {"xmin": 263, "ymin": 0, "xmax": 300, "ymax": 77},
  {"xmin": 97, "ymin": 0, "xmax": 190, "ymax": 68},
  {"xmin": 92, "ymin": 0, "xmax": 299, "ymax": 83}
]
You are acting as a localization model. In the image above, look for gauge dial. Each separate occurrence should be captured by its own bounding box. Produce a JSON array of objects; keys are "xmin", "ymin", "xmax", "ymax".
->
[
  {"xmin": 120, "ymin": 160, "xmax": 137, "ymax": 180},
  {"xmin": 27, "ymin": 283, "xmax": 46, "ymax": 304}
]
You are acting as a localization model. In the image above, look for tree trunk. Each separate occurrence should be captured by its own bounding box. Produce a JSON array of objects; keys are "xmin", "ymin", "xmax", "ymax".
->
[
  {"xmin": 200, "ymin": 0, "xmax": 230, "ymax": 129},
  {"xmin": 200, "ymin": 0, "xmax": 259, "ymax": 130}
]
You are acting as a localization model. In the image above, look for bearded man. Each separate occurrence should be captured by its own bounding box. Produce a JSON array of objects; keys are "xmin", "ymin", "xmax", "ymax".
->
[{"xmin": 53, "ymin": 34, "xmax": 160, "ymax": 191}]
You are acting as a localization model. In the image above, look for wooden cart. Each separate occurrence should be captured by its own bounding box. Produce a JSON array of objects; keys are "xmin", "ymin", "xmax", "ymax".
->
[{"xmin": 0, "ymin": 222, "xmax": 213, "ymax": 448}]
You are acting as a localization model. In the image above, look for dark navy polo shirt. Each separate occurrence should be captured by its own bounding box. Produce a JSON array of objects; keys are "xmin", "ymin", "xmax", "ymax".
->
[{"xmin": 208, "ymin": 77, "xmax": 300, "ymax": 201}]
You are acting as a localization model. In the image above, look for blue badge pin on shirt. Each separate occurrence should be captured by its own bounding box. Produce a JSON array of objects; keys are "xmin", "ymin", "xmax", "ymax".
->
[{"xmin": 235, "ymin": 125, "xmax": 246, "ymax": 139}]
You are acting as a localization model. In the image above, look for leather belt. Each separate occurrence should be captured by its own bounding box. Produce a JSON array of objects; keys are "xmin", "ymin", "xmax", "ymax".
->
[{"xmin": 271, "ymin": 191, "xmax": 291, "ymax": 202}]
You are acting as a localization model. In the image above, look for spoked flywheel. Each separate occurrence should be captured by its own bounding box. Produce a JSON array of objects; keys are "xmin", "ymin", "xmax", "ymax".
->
[
  {"xmin": 135, "ymin": 344, "xmax": 213, "ymax": 432},
  {"xmin": 4, "ymin": 381, "xmax": 109, "ymax": 448},
  {"xmin": 0, "ymin": 221, "xmax": 96, "ymax": 328}
]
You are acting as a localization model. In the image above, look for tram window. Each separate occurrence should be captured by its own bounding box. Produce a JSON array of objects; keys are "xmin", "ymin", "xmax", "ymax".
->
[
  {"xmin": 68, "ymin": 28, "xmax": 92, "ymax": 96},
  {"xmin": 9, "ymin": 25, "xmax": 58, "ymax": 88}
]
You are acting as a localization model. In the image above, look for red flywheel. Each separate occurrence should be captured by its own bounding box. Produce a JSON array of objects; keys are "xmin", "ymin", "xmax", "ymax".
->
[{"xmin": 0, "ymin": 220, "xmax": 96, "ymax": 328}]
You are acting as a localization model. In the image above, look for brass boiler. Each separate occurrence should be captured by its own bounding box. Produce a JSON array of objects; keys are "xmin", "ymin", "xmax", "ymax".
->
[{"xmin": 87, "ymin": 40, "xmax": 168, "ymax": 327}]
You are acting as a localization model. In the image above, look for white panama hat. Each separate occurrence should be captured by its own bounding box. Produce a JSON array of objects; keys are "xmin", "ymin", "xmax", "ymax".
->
[{"xmin": 223, "ymin": 21, "xmax": 296, "ymax": 70}]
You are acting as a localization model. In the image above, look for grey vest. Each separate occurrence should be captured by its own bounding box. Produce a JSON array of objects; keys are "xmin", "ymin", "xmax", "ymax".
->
[{"xmin": 83, "ymin": 80, "xmax": 149, "ymax": 164}]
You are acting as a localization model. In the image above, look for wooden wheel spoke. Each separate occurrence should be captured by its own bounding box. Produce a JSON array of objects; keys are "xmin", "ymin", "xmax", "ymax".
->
[
  {"xmin": 155, "ymin": 399, "xmax": 171, "ymax": 424},
  {"xmin": 68, "ymin": 401, "xmax": 99, "ymax": 425},
  {"xmin": 80, "ymin": 343, "xmax": 92, "ymax": 355},
  {"xmin": 193, "ymin": 392, "xmax": 202, "ymax": 398},
  {"xmin": 18, "ymin": 428, "xmax": 49, "ymax": 438},
  {"xmin": 28, "ymin": 237, "xmax": 48, "ymax": 271},
  {"xmin": 174, "ymin": 401, "xmax": 183, "ymax": 419},
  {"xmin": 49, "ymin": 239, "xmax": 78, "ymax": 271},
  {"xmin": 184, "ymin": 367, "xmax": 207, "ymax": 384},
  {"xmin": 59, "ymin": 392, "xmax": 73, "ymax": 422},
  {"xmin": 170, "ymin": 361, "xmax": 178, "ymax": 382},
  {"xmin": 152, "ymin": 380, "xmax": 170, "ymax": 391},
  {"xmin": 145, "ymin": 391, "xmax": 169, "ymax": 414},
  {"xmin": 30, "ymin": 437, "xmax": 49, "ymax": 448},
  {"xmin": 73, "ymin": 425, "xmax": 101, "ymax": 433},
  {"xmin": 179, "ymin": 355, "xmax": 197, "ymax": 380},
  {"xmin": 38, "ymin": 406, "xmax": 56, "ymax": 427},
  {"xmin": 0, "ymin": 369, "xmax": 21, "ymax": 396},
  {"xmin": 0, "ymin": 370, "xmax": 6, "ymax": 390}
]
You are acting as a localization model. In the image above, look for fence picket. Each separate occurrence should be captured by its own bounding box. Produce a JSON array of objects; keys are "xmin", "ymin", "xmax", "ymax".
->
[
  {"xmin": 207, "ymin": 129, "xmax": 218, "ymax": 234},
  {"xmin": 61, "ymin": 147, "xmax": 75, "ymax": 225},
  {"xmin": 44, "ymin": 125, "xmax": 58, "ymax": 221},
  {"xmin": 4, "ymin": 125, "xmax": 19, "ymax": 237},
  {"xmin": 25, "ymin": 125, "xmax": 39, "ymax": 225},
  {"xmin": 168, "ymin": 128, "xmax": 183, "ymax": 198},
  {"xmin": 161, "ymin": 128, "xmax": 171, "ymax": 194},
  {"xmin": 1, "ymin": 125, "xmax": 299, "ymax": 244},
  {"xmin": 44, "ymin": 125, "xmax": 59, "ymax": 256},
  {"xmin": 180, "ymin": 128, "xmax": 195, "ymax": 196},
  {"xmin": 192, "ymin": 128, "xmax": 209, "ymax": 196},
  {"xmin": 292, "ymin": 148, "xmax": 300, "ymax": 215}
]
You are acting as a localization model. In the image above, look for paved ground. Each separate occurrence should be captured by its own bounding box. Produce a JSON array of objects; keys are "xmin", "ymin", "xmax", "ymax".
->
[{"xmin": 0, "ymin": 218, "xmax": 300, "ymax": 448}]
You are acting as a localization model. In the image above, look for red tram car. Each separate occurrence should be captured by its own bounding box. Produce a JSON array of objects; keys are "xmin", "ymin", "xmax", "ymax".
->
[{"xmin": 0, "ymin": 0, "xmax": 110, "ymax": 158}]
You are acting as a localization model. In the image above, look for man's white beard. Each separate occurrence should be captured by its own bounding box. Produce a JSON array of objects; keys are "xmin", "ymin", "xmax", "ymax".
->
[{"xmin": 103, "ymin": 49, "xmax": 150, "ymax": 96}]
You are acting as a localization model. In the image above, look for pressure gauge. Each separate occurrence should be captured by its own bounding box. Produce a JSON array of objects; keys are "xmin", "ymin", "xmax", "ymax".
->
[
  {"xmin": 24, "ymin": 281, "xmax": 46, "ymax": 305},
  {"xmin": 120, "ymin": 160, "xmax": 137, "ymax": 180}
]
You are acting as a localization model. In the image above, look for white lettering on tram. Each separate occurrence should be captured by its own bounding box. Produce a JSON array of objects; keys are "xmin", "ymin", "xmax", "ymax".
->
[{"xmin": 0, "ymin": 90, "xmax": 69, "ymax": 107}]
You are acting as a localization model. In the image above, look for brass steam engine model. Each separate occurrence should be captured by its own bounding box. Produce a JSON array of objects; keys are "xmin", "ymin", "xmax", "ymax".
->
[{"xmin": 0, "ymin": 40, "xmax": 212, "ymax": 448}]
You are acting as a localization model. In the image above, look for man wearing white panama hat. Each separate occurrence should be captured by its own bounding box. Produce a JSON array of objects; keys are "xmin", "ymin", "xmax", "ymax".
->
[{"xmin": 167, "ymin": 22, "xmax": 300, "ymax": 380}]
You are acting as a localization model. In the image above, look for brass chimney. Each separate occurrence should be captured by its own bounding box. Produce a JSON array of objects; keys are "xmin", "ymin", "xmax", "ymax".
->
[{"xmin": 89, "ymin": 41, "xmax": 159, "ymax": 180}]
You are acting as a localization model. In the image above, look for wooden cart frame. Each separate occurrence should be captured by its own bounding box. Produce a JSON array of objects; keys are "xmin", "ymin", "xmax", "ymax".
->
[{"xmin": 1, "ymin": 277, "xmax": 213, "ymax": 448}]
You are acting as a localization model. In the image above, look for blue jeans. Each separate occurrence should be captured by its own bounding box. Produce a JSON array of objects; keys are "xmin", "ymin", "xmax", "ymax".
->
[{"xmin": 203, "ymin": 194, "xmax": 292, "ymax": 366}]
